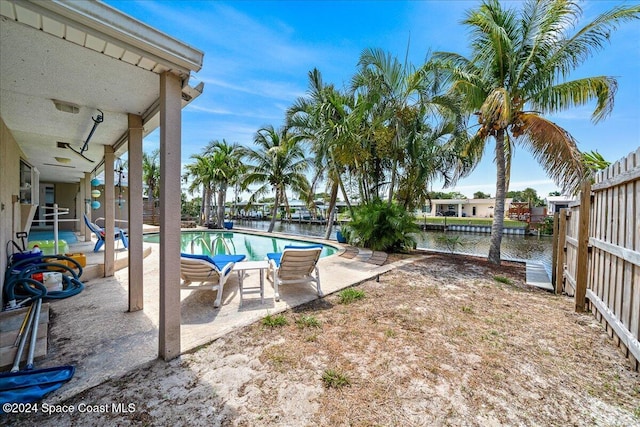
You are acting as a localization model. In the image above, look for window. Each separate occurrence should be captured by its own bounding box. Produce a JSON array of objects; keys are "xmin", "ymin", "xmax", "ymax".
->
[
  {"xmin": 19, "ymin": 160, "xmax": 39, "ymax": 205},
  {"xmin": 19, "ymin": 160, "xmax": 32, "ymax": 204}
]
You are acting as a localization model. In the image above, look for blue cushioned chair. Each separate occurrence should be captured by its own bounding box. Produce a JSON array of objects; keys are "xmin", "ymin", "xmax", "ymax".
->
[
  {"xmin": 180, "ymin": 253, "xmax": 246, "ymax": 307},
  {"xmin": 83, "ymin": 214, "xmax": 128, "ymax": 252}
]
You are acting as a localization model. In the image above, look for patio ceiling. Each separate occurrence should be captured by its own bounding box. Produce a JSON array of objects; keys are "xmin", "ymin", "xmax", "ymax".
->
[{"xmin": 0, "ymin": 0, "xmax": 204, "ymax": 183}]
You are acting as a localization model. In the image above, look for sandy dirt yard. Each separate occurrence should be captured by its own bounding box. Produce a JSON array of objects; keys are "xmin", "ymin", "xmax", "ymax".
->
[{"xmin": 5, "ymin": 253, "xmax": 640, "ymax": 426}]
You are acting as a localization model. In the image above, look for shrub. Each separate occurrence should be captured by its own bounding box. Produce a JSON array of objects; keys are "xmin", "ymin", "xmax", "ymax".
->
[{"xmin": 342, "ymin": 199, "xmax": 419, "ymax": 252}]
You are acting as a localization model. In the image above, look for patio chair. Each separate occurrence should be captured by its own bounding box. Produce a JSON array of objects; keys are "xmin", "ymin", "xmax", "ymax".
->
[
  {"xmin": 180, "ymin": 253, "xmax": 246, "ymax": 307},
  {"xmin": 83, "ymin": 214, "xmax": 128, "ymax": 252},
  {"xmin": 266, "ymin": 245, "xmax": 323, "ymax": 301}
]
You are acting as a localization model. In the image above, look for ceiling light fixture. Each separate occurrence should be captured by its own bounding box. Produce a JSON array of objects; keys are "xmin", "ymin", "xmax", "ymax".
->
[
  {"xmin": 55, "ymin": 156, "xmax": 71, "ymax": 164},
  {"xmin": 52, "ymin": 99, "xmax": 80, "ymax": 114}
]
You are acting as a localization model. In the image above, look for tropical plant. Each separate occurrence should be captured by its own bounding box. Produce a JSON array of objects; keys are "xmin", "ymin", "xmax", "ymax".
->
[
  {"xmin": 432, "ymin": 0, "xmax": 640, "ymax": 264},
  {"xmin": 241, "ymin": 125, "xmax": 310, "ymax": 232},
  {"xmin": 342, "ymin": 198, "xmax": 419, "ymax": 252}
]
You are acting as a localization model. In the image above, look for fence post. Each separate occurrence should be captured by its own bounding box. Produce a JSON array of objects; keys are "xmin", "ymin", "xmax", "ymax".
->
[
  {"xmin": 551, "ymin": 212, "xmax": 559, "ymax": 287},
  {"xmin": 575, "ymin": 181, "xmax": 592, "ymax": 312},
  {"xmin": 555, "ymin": 209, "xmax": 567, "ymax": 294}
]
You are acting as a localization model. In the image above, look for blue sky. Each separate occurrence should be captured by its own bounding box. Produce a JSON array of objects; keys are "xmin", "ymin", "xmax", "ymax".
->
[{"xmin": 105, "ymin": 0, "xmax": 640, "ymax": 200}]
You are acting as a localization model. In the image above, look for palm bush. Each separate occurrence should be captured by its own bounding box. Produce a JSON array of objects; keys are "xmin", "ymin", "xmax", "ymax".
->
[{"xmin": 342, "ymin": 199, "xmax": 419, "ymax": 252}]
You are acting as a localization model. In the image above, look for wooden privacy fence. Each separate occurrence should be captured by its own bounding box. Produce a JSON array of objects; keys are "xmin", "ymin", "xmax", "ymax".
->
[{"xmin": 553, "ymin": 148, "xmax": 640, "ymax": 370}]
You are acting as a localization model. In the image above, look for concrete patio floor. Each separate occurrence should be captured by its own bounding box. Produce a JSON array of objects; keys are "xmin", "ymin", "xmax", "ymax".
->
[{"xmin": 31, "ymin": 229, "xmax": 401, "ymax": 403}]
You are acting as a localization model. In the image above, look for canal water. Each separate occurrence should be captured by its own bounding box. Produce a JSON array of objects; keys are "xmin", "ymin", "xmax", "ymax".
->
[{"xmin": 233, "ymin": 219, "xmax": 553, "ymax": 271}]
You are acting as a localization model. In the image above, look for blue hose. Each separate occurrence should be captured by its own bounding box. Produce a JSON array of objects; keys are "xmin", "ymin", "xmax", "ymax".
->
[{"xmin": 4, "ymin": 254, "xmax": 85, "ymax": 308}]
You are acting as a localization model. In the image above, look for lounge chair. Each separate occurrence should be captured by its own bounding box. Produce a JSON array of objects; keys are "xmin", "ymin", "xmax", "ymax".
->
[
  {"xmin": 266, "ymin": 245, "xmax": 323, "ymax": 301},
  {"xmin": 83, "ymin": 214, "xmax": 128, "ymax": 252},
  {"xmin": 180, "ymin": 253, "xmax": 246, "ymax": 307}
]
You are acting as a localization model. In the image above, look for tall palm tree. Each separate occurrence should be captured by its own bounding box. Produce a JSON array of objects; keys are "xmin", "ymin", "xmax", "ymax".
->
[
  {"xmin": 203, "ymin": 139, "xmax": 244, "ymax": 227},
  {"xmin": 433, "ymin": 0, "xmax": 639, "ymax": 264},
  {"xmin": 241, "ymin": 125, "xmax": 310, "ymax": 233},
  {"xmin": 287, "ymin": 69, "xmax": 359, "ymax": 238}
]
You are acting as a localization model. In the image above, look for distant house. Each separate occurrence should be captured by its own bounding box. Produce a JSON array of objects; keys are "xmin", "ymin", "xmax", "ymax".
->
[
  {"xmin": 417, "ymin": 198, "xmax": 514, "ymax": 218},
  {"xmin": 546, "ymin": 195, "xmax": 577, "ymax": 214}
]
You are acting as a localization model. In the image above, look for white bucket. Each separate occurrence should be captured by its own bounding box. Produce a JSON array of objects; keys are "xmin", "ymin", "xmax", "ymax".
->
[{"xmin": 43, "ymin": 272, "xmax": 63, "ymax": 292}]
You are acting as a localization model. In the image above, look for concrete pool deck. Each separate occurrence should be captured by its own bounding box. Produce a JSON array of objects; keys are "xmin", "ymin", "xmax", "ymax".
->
[{"xmin": 29, "ymin": 229, "xmax": 412, "ymax": 403}]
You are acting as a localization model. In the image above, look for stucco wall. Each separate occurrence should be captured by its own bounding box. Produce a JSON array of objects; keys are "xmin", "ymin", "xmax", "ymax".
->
[{"xmin": 0, "ymin": 117, "xmax": 24, "ymax": 302}]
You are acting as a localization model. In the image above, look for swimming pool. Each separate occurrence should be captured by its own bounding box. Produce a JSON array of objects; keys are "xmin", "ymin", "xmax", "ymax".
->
[
  {"xmin": 28, "ymin": 230, "xmax": 78, "ymax": 244},
  {"xmin": 143, "ymin": 231, "xmax": 338, "ymax": 261}
]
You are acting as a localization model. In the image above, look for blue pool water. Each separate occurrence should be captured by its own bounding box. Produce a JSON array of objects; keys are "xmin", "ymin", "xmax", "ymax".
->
[
  {"xmin": 28, "ymin": 230, "xmax": 78, "ymax": 244},
  {"xmin": 143, "ymin": 231, "xmax": 338, "ymax": 261}
]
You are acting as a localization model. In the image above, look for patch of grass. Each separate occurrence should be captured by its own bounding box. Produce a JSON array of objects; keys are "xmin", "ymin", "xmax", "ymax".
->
[
  {"xmin": 384, "ymin": 328, "xmax": 396, "ymax": 338},
  {"xmin": 296, "ymin": 314, "xmax": 321, "ymax": 329},
  {"xmin": 262, "ymin": 346, "xmax": 294, "ymax": 371},
  {"xmin": 461, "ymin": 305, "xmax": 474, "ymax": 314},
  {"xmin": 493, "ymin": 275, "xmax": 513, "ymax": 285},
  {"xmin": 338, "ymin": 288, "xmax": 365, "ymax": 304},
  {"xmin": 633, "ymin": 405, "xmax": 640, "ymax": 419},
  {"xmin": 304, "ymin": 334, "xmax": 319, "ymax": 342},
  {"xmin": 262, "ymin": 313, "xmax": 288, "ymax": 328},
  {"xmin": 322, "ymin": 369, "xmax": 351, "ymax": 389}
]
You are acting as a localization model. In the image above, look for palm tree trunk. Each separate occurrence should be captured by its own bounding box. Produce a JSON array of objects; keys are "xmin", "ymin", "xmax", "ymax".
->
[
  {"xmin": 203, "ymin": 187, "xmax": 211, "ymax": 226},
  {"xmin": 217, "ymin": 185, "xmax": 226, "ymax": 226},
  {"xmin": 268, "ymin": 190, "xmax": 279, "ymax": 233},
  {"xmin": 388, "ymin": 159, "xmax": 397, "ymax": 205},
  {"xmin": 338, "ymin": 176, "xmax": 355, "ymax": 218},
  {"xmin": 488, "ymin": 129, "xmax": 506, "ymax": 265},
  {"xmin": 323, "ymin": 181, "xmax": 339, "ymax": 239},
  {"xmin": 200, "ymin": 185, "xmax": 206, "ymax": 225}
]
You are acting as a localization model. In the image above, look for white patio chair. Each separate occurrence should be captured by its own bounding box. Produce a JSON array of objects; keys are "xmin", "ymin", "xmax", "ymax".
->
[
  {"xmin": 266, "ymin": 246, "xmax": 323, "ymax": 301},
  {"xmin": 180, "ymin": 253, "xmax": 245, "ymax": 307}
]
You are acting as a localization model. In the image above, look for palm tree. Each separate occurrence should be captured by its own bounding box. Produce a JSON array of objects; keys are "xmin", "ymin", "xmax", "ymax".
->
[
  {"xmin": 352, "ymin": 48, "xmax": 434, "ymax": 203},
  {"xmin": 287, "ymin": 69, "xmax": 359, "ymax": 239},
  {"xmin": 241, "ymin": 125, "xmax": 310, "ymax": 233},
  {"xmin": 202, "ymin": 140, "xmax": 244, "ymax": 227},
  {"xmin": 142, "ymin": 149, "xmax": 160, "ymax": 224},
  {"xmin": 433, "ymin": 0, "xmax": 640, "ymax": 264},
  {"xmin": 351, "ymin": 48, "xmax": 470, "ymax": 208},
  {"xmin": 183, "ymin": 154, "xmax": 214, "ymax": 226}
]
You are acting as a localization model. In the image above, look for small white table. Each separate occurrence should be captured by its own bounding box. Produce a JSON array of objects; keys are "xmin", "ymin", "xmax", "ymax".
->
[{"xmin": 233, "ymin": 260, "xmax": 269, "ymax": 306}]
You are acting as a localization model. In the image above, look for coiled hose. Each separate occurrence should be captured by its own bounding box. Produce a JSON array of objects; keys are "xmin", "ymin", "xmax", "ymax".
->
[{"xmin": 4, "ymin": 254, "xmax": 85, "ymax": 309}]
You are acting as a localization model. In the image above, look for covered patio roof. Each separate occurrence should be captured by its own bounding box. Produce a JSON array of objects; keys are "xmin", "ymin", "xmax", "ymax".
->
[
  {"xmin": 0, "ymin": 0, "xmax": 204, "ymax": 182},
  {"xmin": 1, "ymin": 0, "xmax": 206, "ymax": 361}
]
